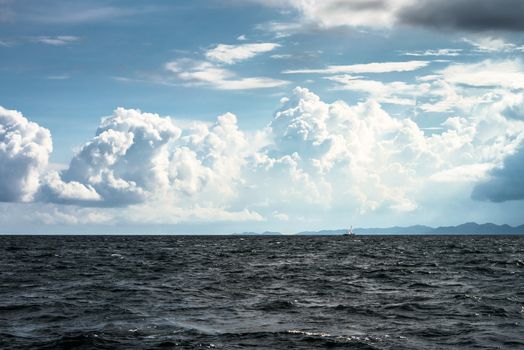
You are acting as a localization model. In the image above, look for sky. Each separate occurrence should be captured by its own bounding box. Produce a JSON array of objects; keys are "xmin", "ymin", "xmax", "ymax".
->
[{"xmin": 1, "ymin": 0, "xmax": 524, "ymax": 234}]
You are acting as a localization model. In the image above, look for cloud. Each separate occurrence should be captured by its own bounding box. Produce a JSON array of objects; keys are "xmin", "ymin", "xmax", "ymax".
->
[
  {"xmin": 165, "ymin": 59, "xmax": 288, "ymax": 90},
  {"xmin": 118, "ymin": 40, "xmax": 286, "ymax": 91},
  {"xmin": 33, "ymin": 35, "xmax": 79, "ymax": 46},
  {"xmin": 248, "ymin": 87, "xmax": 427, "ymax": 212},
  {"xmin": 323, "ymin": 59, "xmax": 524, "ymax": 109},
  {"xmin": 430, "ymin": 163, "xmax": 493, "ymax": 182},
  {"xmin": 39, "ymin": 107, "xmax": 181, "ymax": 206},
  {"xmin": 23, "ymin": 108, "xmax": 267, "ymax": 225},
  {"xmin": 46, "ymin": 74, "xmax": 70, "ymax": 80},
  {"xmin": 326, "ymin": 75, "xmax": 425, "ymax": 105},
  {"xmin": 0, "ymin": 106, "xmax": 52, "ymax": 202},
  {"xmin": 255, "ymin": 21, "xmax": 305, "ymax": 38},
  {"xmin": 124, "ymin": 204, "xmax": 264, "ymax": 225},
  {"xmin": 270, "ymin": 54, "xmax": 293, "ymax": 59},
  {"xmin": 410, "ymin": 59, "xmax": 524, "ymax": 114},
  {"xmin": 0, "ymin": 39, "xmax": 14, "ymax": 47},
  {"xmin": 283, "ymin": 60, "xmax": 431, "ymax": 74},
  {"xmin": 4, "ymin": 58, "xmax": 524, "ymax": 226},
  {"xmin": 38, "ymin": 108, "xmax": 253, "ymax": 210},
  {"xmin": 501, "ymin": 95, "xmax": 524, "ymax": 120},
  {"xmin": 462, "ymin": 36, "xmax": 520, "ymax": 52},
  {"xmin": 253, "ymin": 0, "xmax": 408, "ymax": 29},
  {"xmin": 253, "ymin": 0, "xmax": 524, "ymax": 32},
  {"xmin": 436, "ymin": 59, "xmax": 524, "ymax": 89},
  {"xmin": 273, "ymin": 211, "xmax": 289, "ymax": 221},
  {"xmin": 26, "ymin": 4, "xmax": 154, "ymax": 24},
  {"xmin": 254, "ymin": 77, "xmax": 524, "ymax": 212},
  {"xmin": 205, "ymin": 42, "xmax": 280, "ymax": 64},
  {"xmin": 402, "ymin": 48, "xmax": 462, "ymax": 57},
  {"xmin": 399, "ymin": 0, "xmax": 524, "ymax": 32},
  {"xmin": 34, "ymin": 205, "xmax": 114, "ymax": 225},
  {"xmin": 472, "ymin": 140, "xmax": 524, "ymax": 202}
]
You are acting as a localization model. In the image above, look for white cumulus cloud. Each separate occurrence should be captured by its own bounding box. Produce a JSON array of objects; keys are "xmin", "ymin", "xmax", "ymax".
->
[
  {"xmin": 4, "ymin": 55, "xmax": 524, "ymax": 227},
  {"xmin": 0, "ymin": 106, "xmax": 52, "ymax": 202},
  {"xmin": 38, "ymin": 108, "xmax": 255, "ymax": 213},
  {"xmin": 39, "ymin": 107, "xmax": 181, "ymax": 206}
]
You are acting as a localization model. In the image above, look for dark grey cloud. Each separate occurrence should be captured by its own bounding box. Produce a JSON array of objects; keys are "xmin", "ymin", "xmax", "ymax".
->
[
  {"xmin": 472, "ymin": 142, "xmax": 524, "ymax": 202},
  {"xmin": 399, "ymin": 0, "xmax": 524, "ymax": 32}
]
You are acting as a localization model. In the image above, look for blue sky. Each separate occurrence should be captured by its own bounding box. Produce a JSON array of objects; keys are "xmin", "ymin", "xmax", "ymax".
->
[{"xmin": 1, "ymin": 0, "xmax": 524, "ymax": 233}]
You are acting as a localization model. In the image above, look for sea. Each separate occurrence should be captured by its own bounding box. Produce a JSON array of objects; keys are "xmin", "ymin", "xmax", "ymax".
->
[{"xmin": 1, "ymin": 235, "xmax": 523, "ymax": 349}]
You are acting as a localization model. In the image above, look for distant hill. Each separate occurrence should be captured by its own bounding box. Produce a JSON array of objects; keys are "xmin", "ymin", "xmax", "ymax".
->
[
  {"xmin": 297, "ymin": 222, "xmax": 524, "ymax": 235},
  {"xmin": 232, "ymin": 222, "xmax": 524, "ymax": 236},
  {"xmin": 431, "ymin": 222, "xmax": 524, "ymax": 234},
  {"xmin": 233, "ymin": 231, "xmax": 283, "ymax": 236},
  {"xmin": 296, "ymin": 229, "xmax": 347, "ymax": 235}
]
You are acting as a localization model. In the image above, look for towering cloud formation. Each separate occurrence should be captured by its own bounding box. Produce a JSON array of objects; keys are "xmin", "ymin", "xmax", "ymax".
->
[
  {"xmin": 39, "ymin": 108, "xmax": 249, "ymax": 208},
  {"xmin": 40, "ymin": 108, "xmax": 181, "ymax": 206},
  {"xmin": 2, "ymin": 71, "xmax": 524, "ymax": 226},
  {"xmin": 253, "ymin": 87, "xmax": 430, "ymax": 211},
  {"xmin": 0, "ymin": 106, "xmax": 52, "ymax": 202},
  {"xmin": 251, "ymin": 83, "xmax": 524, "ymax": 213}
]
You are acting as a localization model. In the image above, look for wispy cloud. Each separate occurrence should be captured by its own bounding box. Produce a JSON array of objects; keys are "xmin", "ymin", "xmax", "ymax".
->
[
  {"xmin": 205, "ymin": 42, "xmax": 280, "ymax": 64},
  {"xmin": 462, "ymin": 36, "xmax": 523, "ymax": 53},
  {"xmin": 255, "ymin": 21, "xmax": 304, "ymax": 38},
  {"xmin": 270, "ymin": 54, "xmax": 293, "ymax": 59},
  {"xmin": 119, "ymin": 38, "xmax": 288, "ymax": 91},
  {"xmin": 283, "ymin": 60, "xmax": 431, "ymax": 74},
  {"xmin": 24, "ymin": 3, "xmax": 157, "ymax": 24},
  {"xmin": 46, "ymin": 74, "xmax": 70, "ymax": 80},
  {"xmin": 402, "ymin": 48, "xmax": 462, "ymax": 57},
  {"xmin": 326, "ymin": 74, "xmax": 422, "ymax": 106},
  {"xmin": 164, "ymin": 59, "xmax": 288, "ymax": 90},
  {"xmin": 436, "ymin": 59, "xmax": 524, "ymax": 89},
  {"xmin": 0, "ymin": 39, "xmax": 14, "ymax": 47},
  {"xmin": 33, "ymin": 35, "xmax": 79, "ymax": 46}
]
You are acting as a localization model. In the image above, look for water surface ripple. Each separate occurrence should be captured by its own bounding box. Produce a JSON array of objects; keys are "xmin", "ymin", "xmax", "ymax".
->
[{"xmin": 1, "ymin": 235, "xmax": 523, "ymax": 349}]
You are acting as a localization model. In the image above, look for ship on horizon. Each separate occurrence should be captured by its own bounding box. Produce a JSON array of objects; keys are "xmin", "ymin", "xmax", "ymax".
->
[{"xmin": 344, "ymin": 225, "xmax": 354, "ymax": 236}]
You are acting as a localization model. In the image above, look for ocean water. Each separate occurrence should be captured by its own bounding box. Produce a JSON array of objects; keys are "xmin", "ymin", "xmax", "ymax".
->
[{"xmin": 0, "ymin": 235, "xmax": 523, "ymax": 349}]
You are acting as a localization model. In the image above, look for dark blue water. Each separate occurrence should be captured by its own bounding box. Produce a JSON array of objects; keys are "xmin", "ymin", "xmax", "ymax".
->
[{"xmin": 1, "ymin": 235, "xmax": 523, "ymax": 349}]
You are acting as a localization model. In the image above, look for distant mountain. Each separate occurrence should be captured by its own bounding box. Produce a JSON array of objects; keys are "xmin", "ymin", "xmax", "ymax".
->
[
  {"xmin": 349, "ymin": 225, "xmax": 434, "ymax": 235},
  {"xmin": 232, "ymin": 222, "xmax": 524, "ymax": 236},
  {"xmin": 431, "ymin": 222, "xmax": 524, "ymax": 234},
  {"xmin": 297, "ymin": 229, "xmax": 346, "ymax": 235},
  {"xmin": 233, "ymin": 231, "xmax": 283, "ymax": 236},
  {"xmin": 296, "ymin": 222, "xmax": 524, "ymax": 235}
]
